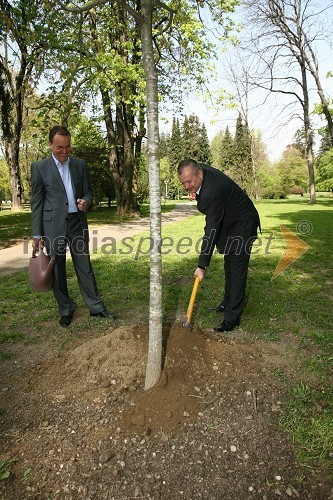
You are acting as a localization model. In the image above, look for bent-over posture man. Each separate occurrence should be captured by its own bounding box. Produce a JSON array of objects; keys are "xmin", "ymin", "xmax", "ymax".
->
[
  {"xmin": 178, "ymin": 159, "xmax": 260, "ymax": 332},
  {"xmin": 31, "ymin": 125, "xmax": 115, "ymax": 327}
]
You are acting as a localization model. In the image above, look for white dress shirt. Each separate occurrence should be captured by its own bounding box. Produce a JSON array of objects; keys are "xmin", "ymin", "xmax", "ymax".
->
[{"xmin": 53, "ymin": 154, "xmax": 78, "ymax": 213}]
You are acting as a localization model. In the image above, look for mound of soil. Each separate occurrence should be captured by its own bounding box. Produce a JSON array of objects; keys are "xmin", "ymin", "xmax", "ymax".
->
[{"xmin": 1, "ymin": 324, "xmax": 332, "ymax": 499}]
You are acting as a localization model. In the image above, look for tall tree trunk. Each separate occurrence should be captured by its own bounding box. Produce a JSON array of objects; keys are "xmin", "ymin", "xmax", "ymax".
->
[
  {"xmin": 5, "ymin": 141, "xmax": 23, "ymax": 210},
  {"xmin": 87, "ymin": 3, "xmax": 141, "ymax": 217},
  {"xmin": 0, "ymin": 48, "xmax": 24, "ymax": 210},
  {"xmin": 140, "ymin": 0, "xmax": 163, "ymax": 390},
  {"xmin": 301, "ymin": 63, "xmax": 316, "ymax": 204},
  {"xmin": 306, "ymin": 135, "xmax": 316, "ymax": 204},
  {"xmin": 132, "ymin": 105, "xmax": 146, "ymax": 211},
  {"xmin": 100, "ymin": 86, "xmax": 139, "ymax": 216},
  {"xmin": 250, "ymin": 134, "xmax": 260, "ymax": 201}
]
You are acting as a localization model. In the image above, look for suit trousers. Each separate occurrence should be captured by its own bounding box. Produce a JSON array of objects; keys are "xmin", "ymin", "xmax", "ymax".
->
[
  {"xmin": 222, "ymin": 251, "xmax": 252, "ymax": 323},
  {"xmin": 52, "ymin": 214, "xmax": 104, "ymax": 316}
]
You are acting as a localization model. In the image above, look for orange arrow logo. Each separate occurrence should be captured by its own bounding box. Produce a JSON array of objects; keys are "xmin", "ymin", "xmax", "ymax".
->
[{"xmin": 272, "ymin": 225, "xmax": 310, "ymax": 280}]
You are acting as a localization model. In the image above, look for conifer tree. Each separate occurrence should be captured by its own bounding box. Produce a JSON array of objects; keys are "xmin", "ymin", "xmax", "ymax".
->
[
  {"xmin": 220, "ymin": 126, "xmax": 234, "ymax": 172},
  {"xmin": 198, "ymin": 123, "xmax": 212, "ymax": 163},
  {"xmin": 159, "ymin": 131, "xmax": 170, "ymax": 160},
  {"xmin": 168, "ymin": 117, "xmax": 183, "ymax": 169},
  {"xmin": 166, "ymin": 117, "xmax": 183, "ymax": 198},
  {"xmin": 318, "ymin": 127, "xmax": 332, "ymax": 159},
  {"xmin": 211, "ymin": 130, "xmax": 224, "ymax": 169},
  {"xmin": 181, "ymin": 114, "xmax": 212, "ymax": 162},
  {"xmin": 181, "ymin": 114, "xmax": 202, "ymax": 159},
  {"xmin": 293, "ymin": 128, "xmax": 307, "ymax": 159},
  {"xmin": 230, "ymin": 114, "xmax": 252, "ymax": 191}
]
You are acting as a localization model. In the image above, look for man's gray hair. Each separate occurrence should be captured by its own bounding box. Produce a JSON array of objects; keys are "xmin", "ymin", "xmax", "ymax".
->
[{"xmin": 178, "ymin": 159, "xmax": 204, "ymax": 175}]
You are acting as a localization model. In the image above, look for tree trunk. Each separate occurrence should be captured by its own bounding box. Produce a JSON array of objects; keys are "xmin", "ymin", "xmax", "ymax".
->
[
  {"xmin": 100, "ymin": 86, "xmax": 139, "ymax": 216},
  {"xmin": 0, "ymin": 52, "xmax": 24, "ymax": 210},
  {"xmin": 301, "ymin": 63, "xmax": 316, "ymax": 204},
  {"xmin": 6, "ymin": 142, "xmax": 23, "ymax": 210},
  {"xmin": 140, "ymin": 0, "xmax": 163, "ymax": 390},
  {"xmin": 306, "ymin": 138, "xmax": 316, "ymax": 204},
  {"xmin": 250, "ymin": 134, "xmax": 260, "ymax": 201}
]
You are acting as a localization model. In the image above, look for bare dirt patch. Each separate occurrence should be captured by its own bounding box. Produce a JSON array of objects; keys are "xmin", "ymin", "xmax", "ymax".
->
[{"xmin": 1, "ymin": 324, "xmax": 332, "ymax": 499}]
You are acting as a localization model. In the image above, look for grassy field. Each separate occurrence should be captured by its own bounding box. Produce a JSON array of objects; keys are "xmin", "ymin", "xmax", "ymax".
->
[{"xmin": 0, "ymin": 194, "xmax": 332, "ymax": 473}]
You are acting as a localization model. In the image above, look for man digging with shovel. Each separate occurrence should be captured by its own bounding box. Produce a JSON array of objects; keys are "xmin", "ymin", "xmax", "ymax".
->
[{"xmin": 178, "ymin": 159, "xmax": 260, "ymax": 332}]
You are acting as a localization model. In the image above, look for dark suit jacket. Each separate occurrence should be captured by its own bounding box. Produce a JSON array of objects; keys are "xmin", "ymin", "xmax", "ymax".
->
[
  {"xmin": 31, "ymin": 156, "xmax": 93, "ymax": 255},
  {"xmin": 196, "ymin": 164, "xmax": 260, "ymax": 268}
]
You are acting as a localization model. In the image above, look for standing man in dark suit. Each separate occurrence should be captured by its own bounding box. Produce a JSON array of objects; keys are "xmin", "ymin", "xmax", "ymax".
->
[
  {"xmin": 31, "ymin": 125, "xmax": 114, "ymax": 327},
  {"xmin": 178, "ymin": 159, "xmax": 260, "ymax": 332}
]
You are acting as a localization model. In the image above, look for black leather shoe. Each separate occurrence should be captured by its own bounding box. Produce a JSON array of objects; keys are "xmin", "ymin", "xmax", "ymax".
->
[
  {"xmin": 90, "ymin": 310, "xmax": 116, "ymax": 319},
  {"xmin": 59, "ymin": 315, "xmax": 73, "ymax": 327},
  {"xmin": 213, "ymin": 319, "xmax": 240, "ymax": 332}
]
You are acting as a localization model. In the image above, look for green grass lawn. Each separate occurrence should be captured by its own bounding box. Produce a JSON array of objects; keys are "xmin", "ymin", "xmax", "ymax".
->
[{"xmin": 0, "ymin": 195, "xmax": 332, "ymax": 473}]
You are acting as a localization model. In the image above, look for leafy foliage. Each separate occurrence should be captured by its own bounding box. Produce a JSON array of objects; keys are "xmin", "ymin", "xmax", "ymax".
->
[
  {"xmin": 316, "ymin": 148, "xmax": 333, "ymax": 191},
  {"xmin": 210, "ymin": 130, "xmax": 224, "ymax": 169},
  {"xmin": 0, "ymin": 159, "xmax": 10, "ymax": 202},
  {"xmin": 72, "ymin": 119, "xmax": 115, "ymax": 206},
  {"xmin": 276, "ymin": 147, "xmax": 308, "ymax": 192}
]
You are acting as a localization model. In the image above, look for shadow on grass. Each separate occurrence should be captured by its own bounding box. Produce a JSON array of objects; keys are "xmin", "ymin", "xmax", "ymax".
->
[{"xmin": 0, "ymin": 212, "xmax": 32, "ymax": 249}]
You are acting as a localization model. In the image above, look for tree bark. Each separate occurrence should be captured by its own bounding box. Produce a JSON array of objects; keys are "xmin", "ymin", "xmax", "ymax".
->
[
  {"xmin": 100, "ymin": 86, "xmax": 139, "ymax": 216},
  {"xmin": 250, "ymin": 134, "xmax": 260, "ymax": 201},
  {"xmin": 5, "ymin": 141, "xmax": 23, "ymax": 210},
  {"xmin": 300, "ymin": 62, "xmax": 316, "ymax": 204},
  {"xmin": 86, "ymin": 5, "xmax": 141, "ymax": 216},
  {"xmin": 0, "ymin": 39, "xmax": 25, "ymax": 210},
  {"xmin": 140, "ymin": 0, "xmax": 163, "ymax": 390}
]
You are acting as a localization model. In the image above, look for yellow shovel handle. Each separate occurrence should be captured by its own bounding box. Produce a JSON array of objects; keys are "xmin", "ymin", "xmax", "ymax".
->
[{"xmin": 185, "ymin": 276, "xmax": 201, "ymax": 327}]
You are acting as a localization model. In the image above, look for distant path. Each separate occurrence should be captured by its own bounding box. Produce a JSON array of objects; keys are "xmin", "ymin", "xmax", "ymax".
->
[{"xmin": 0, "ymin": 202, "xmax": 197, "ymax": 277}]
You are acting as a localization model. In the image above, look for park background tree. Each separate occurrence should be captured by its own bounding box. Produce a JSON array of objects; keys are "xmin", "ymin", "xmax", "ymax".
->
[
  {"xmin": 276, "ymin": 147, "xmax": 308, "ymax": 193},
  {"xmin": 72, "ymin": 119, "xmax": 115, "ymax": 206},
  {"xmin": 0, "ymin": 0, "xmax": 52, "ymax": 209},
  {"xmin": 228, "ymin": 113, "xmax": 252, "ymax": 192},
  {"xmin": 48, "ymin": 2, "xmax": 146, "ymax": 216},
  {"xmin": 166, "ymin": 117, "xmax": 183, "ymax": 199},
  {"xmin": 316, "ymin": 149, "xmax": 333, "ymax": 192},
  {"xmin": 210, "ymin": 130, "xmax": 224, "ymax": 169},
  {"xmin": 219, "ymin": 126, "xmax": 235, "ymax": 172},
  {"xmin": 241, "ymin": 0, "xmax": 333, "ymax": 204},
  {"xmin": 221, "ymin": 51, "xmax": 262, "ymax": 199}
]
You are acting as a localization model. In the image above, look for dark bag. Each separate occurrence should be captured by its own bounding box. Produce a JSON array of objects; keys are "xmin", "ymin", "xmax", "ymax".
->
[{"xmin": 28, "ymin": 247, "xmax": 55, "ymax": 292}]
